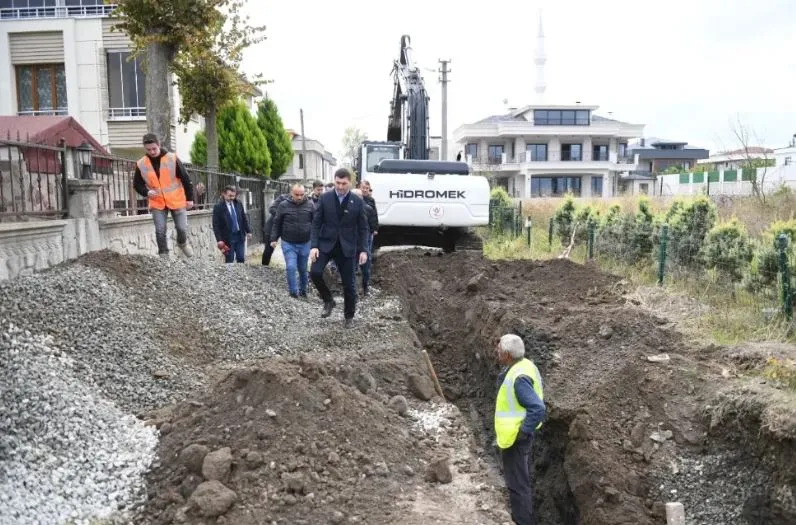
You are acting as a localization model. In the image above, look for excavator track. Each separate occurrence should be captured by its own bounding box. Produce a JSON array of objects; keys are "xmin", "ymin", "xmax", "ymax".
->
[{"xmin": 454, "ymin": 230, "xmax": 484, "ymax": 252}]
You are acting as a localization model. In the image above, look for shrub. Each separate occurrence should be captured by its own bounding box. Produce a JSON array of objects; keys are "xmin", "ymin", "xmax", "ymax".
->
[
  {"xmin": 703, "ymin": 219, "xmax": 754, "ymax": 282},
  {"xmin": 667, "ymin": 196, "xmax": 717, "ymax": 268},
  {"xmin": 553, "ymin": 195, "xmax": 577, "ymax": 245},
  {"xmin": 490, "ymin": 187, "xmax": 513, "ymax": 208},
  {"xmin": 596, "ymin": 199, "xmax": 655, "ymax": 263}
]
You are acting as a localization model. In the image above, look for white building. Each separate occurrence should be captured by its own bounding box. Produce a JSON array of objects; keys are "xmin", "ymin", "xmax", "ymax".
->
[
  {"xmin": 0, "ymin": 0, "xmax": 203, "ymax": 160},
  {"xmin": 774, "ymin": 138, "xmax": 796, "ymax": 167},
  {"xmin": 452, "ymin": 14, "xmax": 645, "ymax": 199},
  {"xmin": 697, "ymin": 147, "xmax": 775, "ymax": 170},
  {"xmin": 454, "ymin": 106, "xmax": 644, "ymax": 198},
  {"xmin": 281, "ymin": 131, "xmax": 337, "ymax": 183}
]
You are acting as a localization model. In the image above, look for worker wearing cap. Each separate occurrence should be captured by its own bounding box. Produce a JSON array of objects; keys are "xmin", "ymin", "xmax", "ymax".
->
[{"xmin": 494, "ymin": 334, "xmax": 546, "ymax": 525}]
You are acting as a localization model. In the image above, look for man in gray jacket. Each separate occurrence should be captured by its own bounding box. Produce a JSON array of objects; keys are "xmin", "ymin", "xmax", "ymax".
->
[{"xmin": 271, "ymin": 184, "xmax": 315, "ymax": 298}]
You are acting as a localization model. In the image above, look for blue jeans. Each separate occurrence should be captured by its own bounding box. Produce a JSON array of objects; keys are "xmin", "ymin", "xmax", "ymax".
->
[
  {"xmin": 151, "ymin": 207, "xmax": 188, "ymax": 254},
  {"xmin": 282, "ymin": 241, "xmax": 311, "ymax": 294},
  {"xmin": 360, "ymin": 234, "xmax": 374, "ymax": 289},
  {"xmin": 224, "ymin": 231, "xmax": 246, "ymax": 263}
]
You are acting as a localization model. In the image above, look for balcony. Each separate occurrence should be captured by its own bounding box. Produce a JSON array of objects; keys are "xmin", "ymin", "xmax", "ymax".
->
[
  {"xmin": 18, "ymin": 108, "xmax": 68, "ymax": 116},
  {"xmin": 468, "ymin": 152, "xmax": 638, "ymax": 173},
  {"xmin": 108, "ymin": 107, "xmax": 146, "ymax": 120},
  {"xmin": 0, "ymin": 3, "xmax": 115, "ymax": 20}
]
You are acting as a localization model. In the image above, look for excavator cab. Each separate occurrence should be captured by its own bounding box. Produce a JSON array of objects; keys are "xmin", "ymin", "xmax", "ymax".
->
[{"xmin": 356, "ymin": 141, "xmax": 403, "ymax": 181}]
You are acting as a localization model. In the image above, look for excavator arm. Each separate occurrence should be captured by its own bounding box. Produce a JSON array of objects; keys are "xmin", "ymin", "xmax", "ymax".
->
[{"xmin": 386, "ymin": 35, "xmax": 429, "ymax": 160}]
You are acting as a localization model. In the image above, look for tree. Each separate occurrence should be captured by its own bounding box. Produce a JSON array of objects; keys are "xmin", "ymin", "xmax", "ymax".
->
[
  {"xmin": 173, "ymin": 0, "xmax": 266, "ymax": 169},
  {"xmin": 729, "ymin": 114, "xmax": 773, "ymax": 204},
  {"xmin": 190, "ymin": 101, "xmax": 271, "ymax": 176},
  {"xmin": 340, "ymin": 127, "xmax": 367, "ymax": 168},
  {"xmin": 111, "ymin": 0, "xmax": 229, "ymax": 150},
  {"xmin": 256, "ymin": 98, "xmax": 293, "ymax": 176}
]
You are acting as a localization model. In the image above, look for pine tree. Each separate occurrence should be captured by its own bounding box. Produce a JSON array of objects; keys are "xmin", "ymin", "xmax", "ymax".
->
[
  {"xmin": 190, "ymin": 101, "xmax": 271, "ymax": 177},
  {"xmin": 256, "ymin": 98, "xmax": 293, "ymax": 177}
]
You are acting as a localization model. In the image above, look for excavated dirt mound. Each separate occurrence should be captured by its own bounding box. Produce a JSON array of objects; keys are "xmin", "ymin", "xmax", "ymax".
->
[{"xmin": 377, "ymin": 249, "xmax": 796, "ymax": 525}]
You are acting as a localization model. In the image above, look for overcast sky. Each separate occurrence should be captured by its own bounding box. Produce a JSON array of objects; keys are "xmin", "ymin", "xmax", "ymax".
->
[{"xmin": 241, "ymin": 0, "xmax": 796, "ymax": 159}]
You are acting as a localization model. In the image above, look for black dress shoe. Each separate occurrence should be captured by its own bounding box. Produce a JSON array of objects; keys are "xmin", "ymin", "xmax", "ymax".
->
[
  {"xmin": 299, "ymin": 291, "xmax": 307, "ymax": 298},
  {"xmin": 290, "ymin": 292, "xmax": 299, "ymax": 299},
  {"xmin": 322, "ymin": 300, "xmax": 336, "ymax": 318},
  {"xmin": 344, "ymin": 318, "xmax": 354, "ymax": 329}
]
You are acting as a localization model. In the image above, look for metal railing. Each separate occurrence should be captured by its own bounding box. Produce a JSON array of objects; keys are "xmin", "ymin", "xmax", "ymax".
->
[
  {"xmin": 108, "ymin": 107, "xmax": 146, "ymax": 119},
  {"xmin": 0, "ymin": 137, "xmax": 68, "ymax": 222},
  {"xmin": 0, "ymin": 3, "xmax": 115, "ymax": 20},
  {"xmin": 17, "ymin": 109, "xmax": 69, "ymax": 117}
]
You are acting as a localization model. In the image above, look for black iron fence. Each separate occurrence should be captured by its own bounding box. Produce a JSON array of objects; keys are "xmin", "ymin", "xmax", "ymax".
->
[{"xmin": 0, "ymin": 137, "xmax": 68, "ymax": 222}]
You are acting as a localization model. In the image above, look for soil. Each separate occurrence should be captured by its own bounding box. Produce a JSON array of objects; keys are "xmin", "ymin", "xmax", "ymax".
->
[
  {"xmin": 376, "ymin": 249, "xmax": 796, "ymax": 525},
  {"xmin": 70, "ymin": 248, "xmax": 795, "ymax": 524}
]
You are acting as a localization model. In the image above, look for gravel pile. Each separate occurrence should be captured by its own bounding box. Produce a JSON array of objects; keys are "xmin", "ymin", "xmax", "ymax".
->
[
  {"xmin": 0, "ymin": 251, "xmax": 401, "ymax": 413},
  {"xmin": 0, "ymin": 324, "xmax": 158, "ymax": 525}
]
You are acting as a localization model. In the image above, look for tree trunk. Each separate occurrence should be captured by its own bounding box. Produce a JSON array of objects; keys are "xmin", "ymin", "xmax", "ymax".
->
[
  {"xmin": 145, "ymin": 42, "xmax": 173, "ymax": 151},
  {"xmin": 206, "ymin": 106, "xmax": 219, "ymax": 170}
]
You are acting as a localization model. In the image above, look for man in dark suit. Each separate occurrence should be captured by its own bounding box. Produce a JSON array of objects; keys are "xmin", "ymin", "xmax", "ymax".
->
[
  {"xmin": 212, "ymin": 185, "xmax": 251, "ymax": 263},
  {"xmin": 310, "ymin": 168, "xmax": 369, "ymax": 328}
]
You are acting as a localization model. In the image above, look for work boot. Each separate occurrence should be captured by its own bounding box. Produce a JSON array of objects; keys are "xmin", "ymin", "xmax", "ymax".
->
[
  {"xmin": 321, "ymin": 300, "xmax": 336, "ymax": 318},
  {"xmin": 344, "ymin": 318, "xmax": 354, "ymax": 329},
  {"xmin": 290, "ymin": 292, "xmax": 299, "ymax": 299},
  {"xmin": 299, "ymin": 290, "xmax": 308, "ymax": 299},
  {"xmin": 178, "ymin": 242, "xmax": 194, "ymax": 257}
]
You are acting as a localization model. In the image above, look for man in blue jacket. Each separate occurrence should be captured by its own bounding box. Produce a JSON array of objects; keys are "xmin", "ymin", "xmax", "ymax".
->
[
  {"xmin": 494, "ymin": 334, "xmax": 546, "ymax": 525},
  {"xmin": 212, "ymin": 185, "xmax": 251, "ymax": 263},
  {"xmin": 309, "ymin": 168, "xmax": 370, "ymax": 328}
]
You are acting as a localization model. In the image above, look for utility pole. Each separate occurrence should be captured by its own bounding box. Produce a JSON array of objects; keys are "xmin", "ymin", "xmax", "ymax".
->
[
  {"xmin": 438, "ymin": 59, "xmax": 451, "ymax": 161},
  {"xmin": 300, "ymin": 109, "xmax": 308, "ymax": 185}
]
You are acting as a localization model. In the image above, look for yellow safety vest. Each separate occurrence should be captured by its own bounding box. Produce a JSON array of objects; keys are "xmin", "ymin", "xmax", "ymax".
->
[{"xmin": 494, "ymin": 358, "xmax": 544, "ymax": 449}]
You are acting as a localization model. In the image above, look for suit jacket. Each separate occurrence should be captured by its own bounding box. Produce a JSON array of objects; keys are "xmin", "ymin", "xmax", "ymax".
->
[
  {"xmin": 212, "ymin": 198, "xmax": 251, "ymax": 244},
  {"xmin": 311, "ymin": 190, "xmax": 369, "ymax": 257}
]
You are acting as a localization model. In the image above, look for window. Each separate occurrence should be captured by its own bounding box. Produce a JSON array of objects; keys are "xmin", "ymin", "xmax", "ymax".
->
[
  {"xmin": 65, "ymin": 0, "xmax": 105, "ymax": 15},
  {"xmin": 107, "ymin": 51, "xmax": 145, "ymax": 118},
  {"xmin": 618, "ymin": 143, "xmax": 627, "ymax": 158},
  {"xmin": 639, "ymin": 183, "xmax": 649, "ymax": 195},
  {"xmin": 1, "ymin": 0, "xmax": 56, "ymax": 18},
  {"xmin": 593, "ymin": 145, "xmax": 608, "ymax": 161},
  {"xmin": 526, "ymin": 144, "xmax": 547, "ymax": 161},
  {"xmin": 591, "ymin": 176, "xmax": 603, "ymax": 197},
  {"xmin": 298, "ymin": 153, "xmax": 304, "ymax": 169},
  {"xmin": 561, "ymin": 143, "xmax": 582, "ymax": 161},
  {"xmin": 531, "ymin": 176, "xmax": 581, "ymax": 197},
  {"xmin": 16, "ymin": 63, "xmax": 67, "ymax": 115},
  {"xmin": 365, "ymin": 144, "xmax": 399, "ymax": 171},
  {"xmin": 534, "ymin": 109, "xmax": 590, "ymax": 126},
  {"xmin": 464, "ymin": 143, "xmax": 477, "ymax": 159},
  {"xmin": 785, "ymin": 157, "xmax": 792, "ymax": 166},
  {"xmin": 487, "ymin": 145, "xmax": 503, "ymax": 163}
]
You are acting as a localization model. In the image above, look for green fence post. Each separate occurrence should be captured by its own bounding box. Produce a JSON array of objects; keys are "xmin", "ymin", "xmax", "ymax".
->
[
  {"xmin": 548, "ymin": 217, "xmax": 554, "ymax": 248},
  {"xmin": 658, "ymin": 224, "xmax": 669, "ymax": 286},
  {"xmin": 777, "ymin": 234, "xmax": 793, "ymax": 321},
  {"xmin": 587, "ymin": 220, "xmax": 595, "ymax": 260}
]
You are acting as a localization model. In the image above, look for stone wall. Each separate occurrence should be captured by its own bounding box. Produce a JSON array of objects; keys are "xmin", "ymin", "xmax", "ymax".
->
[{"xmin": 0, "ymin": 181, "xmax": 272, "ymax": 281}]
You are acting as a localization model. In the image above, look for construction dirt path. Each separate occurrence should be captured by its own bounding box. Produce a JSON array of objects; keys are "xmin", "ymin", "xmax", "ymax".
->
[{"xmin": 17, "ymin": 249, "xmax": 792, "ymax": 524}]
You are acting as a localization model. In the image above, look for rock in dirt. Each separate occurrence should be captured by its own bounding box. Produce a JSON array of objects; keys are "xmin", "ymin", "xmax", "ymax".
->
[
  {"xmin": 466, "ymin": 273, "xmax": 486, "ymax": 293},
  {"xmin": 425, "ymin": 456, "xmax": 453, "ymax": 484},
  {"xmin": 388, "ymin": 395, "xmax": 409, "ymax": 416},
  {"xmin": 354, "ymin": 370, "xmax": 377, "ymax": 394},
  {"xmin": 281, "ymin": 472, "xmax": 306, "ymax": 495},
  {"xmin": 647, "ymin": 353, "xmax": 671, "ymax": 363},
  {"xmin": 202, "ymin": 447, "xmax": 233, "ymax": 481},
  {"xmin": 407, "ymin": 373, "xmax": 435, "ymax": 401},
  {"xmin": 179, "ymin": 444, "xmax": 210, "ymax": 475},
  {"xmin": 189, "ymin": 480, "xmax": 237, "ymax": 517},
  {"xmin": 598, "ymin": 324, "xmax": 614, "ymax": 339}
]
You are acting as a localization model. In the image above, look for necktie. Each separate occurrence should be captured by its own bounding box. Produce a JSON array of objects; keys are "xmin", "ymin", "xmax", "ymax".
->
[{"xmin": 229, "ymin": 202, "xmax": 239, "ymax": 232}]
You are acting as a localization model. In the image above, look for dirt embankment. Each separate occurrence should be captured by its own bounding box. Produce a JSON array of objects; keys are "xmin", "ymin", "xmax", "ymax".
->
[{"xmin": 378, "ymin": 250, "xmax": 796, "ymax": 525}]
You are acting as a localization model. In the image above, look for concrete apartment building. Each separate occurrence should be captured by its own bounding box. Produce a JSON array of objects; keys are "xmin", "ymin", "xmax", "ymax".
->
[
  {"xmin": 0, "ymin": 0, "xmax": 203, "ymax": 160},
  {"xmin": 455, "ymin": 105, "xmax": 645, "ymax": 198},
  {"xmin": 280, "ymin": 131, "xmax": 337, "ymax": 183}
]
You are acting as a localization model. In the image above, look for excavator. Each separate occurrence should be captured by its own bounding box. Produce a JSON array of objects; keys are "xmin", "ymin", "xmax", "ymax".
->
[{"xmin": 355, "ymin": 35, "xmax": 489, "ymax": 252}]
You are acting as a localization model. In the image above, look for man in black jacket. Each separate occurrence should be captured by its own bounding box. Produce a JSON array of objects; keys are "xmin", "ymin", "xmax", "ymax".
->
[
  {"xmin": 271, "ymin": 184, "xmax": 315, "ymax": 298},
  {"xmin": 310, "ymin": 168, "xmax": 369, "ymax": 328},
  {"xmin": 310, "ymin": 180, "xmax": 323, "ymax": 204},
  {"xmin": 261, "ymin": 191, "xmax": 289, "ymax": 265},
  {"xmin": 212, "ymin": 185, "xmax": 251, "ymax": 263},
  {"xmin": 353, "ymin": 186, "xmax": 378, "ymax": 295}
]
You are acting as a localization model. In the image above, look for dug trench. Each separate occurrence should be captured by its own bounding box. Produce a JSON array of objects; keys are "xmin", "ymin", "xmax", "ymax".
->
[{"xmin": 377, "ymin": 249, "xmax": 796, "ymax": 525}]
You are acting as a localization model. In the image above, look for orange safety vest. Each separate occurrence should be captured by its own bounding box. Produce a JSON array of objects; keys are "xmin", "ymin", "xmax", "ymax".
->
[{"xmin": 137, "ymin": 153, "xmax": 187, "ymax": 210}]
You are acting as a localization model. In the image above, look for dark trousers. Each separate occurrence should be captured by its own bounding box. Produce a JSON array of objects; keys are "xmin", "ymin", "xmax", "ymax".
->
[
  {"xmin": 310, "ymin": 243, "xmax": 357, "ymax": 319},
  {"xmin": 500, "ymin": 434, "xmax": 534, "ymax": 525},
  {"xmin": 224, "ymin": 231, "xmax": 246, "ymax": 263},
  {"xmin": 261, "ymin": 243, "xmax": 274, "ymax": 265}
]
